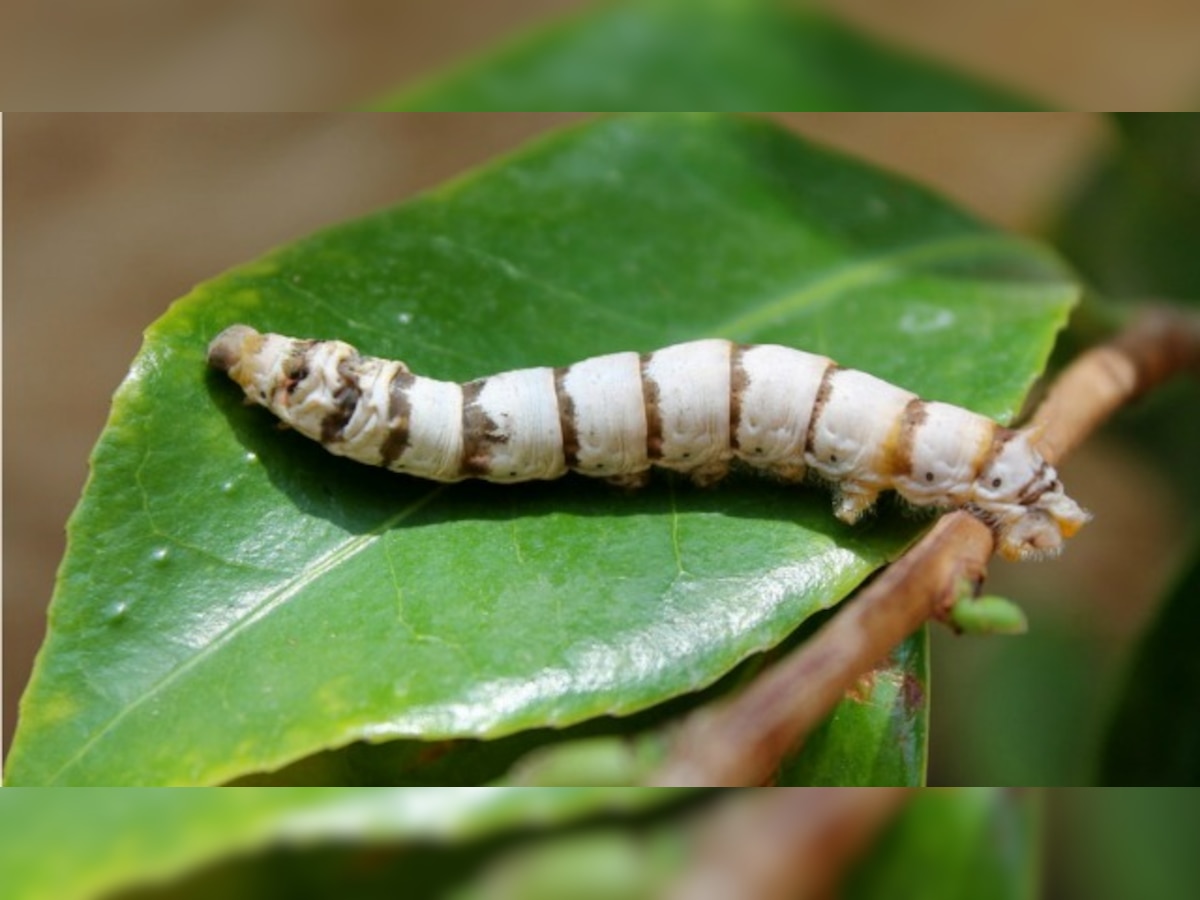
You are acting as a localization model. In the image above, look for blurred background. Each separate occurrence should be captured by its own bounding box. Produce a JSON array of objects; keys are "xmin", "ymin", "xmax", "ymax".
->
[
  {"xmin": 1, "ymin": 788, "xmax": 1198, "ymax": 899},
  {"xmin": 2, "ymin": 0, "xmax": 1200, "ymax": 110}
]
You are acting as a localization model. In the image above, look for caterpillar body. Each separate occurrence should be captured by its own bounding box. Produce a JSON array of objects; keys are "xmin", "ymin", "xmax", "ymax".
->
[{"xmin": 209, "ymin": 325, "xmax": 1088, "ymax": 561}]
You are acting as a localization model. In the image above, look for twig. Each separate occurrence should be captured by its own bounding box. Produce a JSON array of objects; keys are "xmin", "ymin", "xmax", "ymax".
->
[
  {"xmin": 666, "ymin": 789, "xmax": 910, "ymax": 900},
  {"xmin": 649, "ymin": 306, "xmax": 1200, "ymax": 787},
  {"xmin": 1029, "ymin": 306, "xmax": 1200, "ymax": 463}
]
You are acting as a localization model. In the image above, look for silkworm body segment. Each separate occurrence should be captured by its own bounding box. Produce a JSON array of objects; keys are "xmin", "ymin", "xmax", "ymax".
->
[{"xmin": 209, "ymin": 325, "xmax": 1088, "ymax": 560}]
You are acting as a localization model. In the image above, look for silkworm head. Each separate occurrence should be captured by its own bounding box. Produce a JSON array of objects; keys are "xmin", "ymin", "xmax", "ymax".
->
[
  {"xmin": 975, "ymin": 430, "xmax": 1089, "ymax": 559},
  {"xmin": 207, "ymin": 324, "xmax": 262, "ymax": 377},
  {"xmin": 207, "ymin": 324, "xmax": 291, "ymax": 404}
]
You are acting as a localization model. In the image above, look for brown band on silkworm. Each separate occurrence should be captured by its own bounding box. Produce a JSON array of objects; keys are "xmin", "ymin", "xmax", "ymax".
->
[
  {"xmin": 976, "ymin": 424, "xmax": 1016, "ymax": 482},
  {"xmin": 728, "ymin": 343, "xmax": 751, "ymax": 452},
  {"xmin": 889, "ymin": 397, "xmax": 928, "ymax": 478},
  {"xmin": 554, "ymin": 366, "xmax": 581, "ymax": 470},
  {"xmin": 319, "ymin": 358, "xmax": 362, "ymax": 444},
  {"xmin": 379, "ymin": 368, "xmax": 416, "ymax": 467},
  {"xmin": 640, "ymin": 353, "xmax": 664, "ymax": 461},
  {"xmin": 804, "ymin": 363, "xmax": 840, "ymax": 455},
  {"xmin": 460, "ymin": 380, "xmax": 501, "ymax": 477}
]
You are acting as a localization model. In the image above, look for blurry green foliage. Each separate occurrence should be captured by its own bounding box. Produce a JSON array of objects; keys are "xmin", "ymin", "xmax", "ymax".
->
[
  {"xmin": 1054, "ymin": 790, "xmax": 1200, "ymax": 900},
  {"xmin": 930, "ymin": 620, "xmax": 1111, "ymax": 786},
  {"xmin": 1054, "ymin": 112, "xmax": 1200, "ymax": 508},
  {"xmin": 0, "ymin": 788, "xmax": 674, "ymax": 900},
  {"xmin": 0, "ymin": 788, "xmax": 1048, "ymax": 900},
  {"xmin": 5, "ymin": 787, "xmax": 1193, "ymax": 900},
  {"xmin": 1057, "ymin": 114, "xmax": 1200, "ymax": 300},
  {"xmin": 371, "ymin": 0, "xmax": 1039, "ymax": 111},
  {"xmin": 1099, "ymin": 547, "xmax": 1200, "ymax": 784},
  {"xmin": 847, "ymin": 789, "xmax": 1039, "ymax": 900}
]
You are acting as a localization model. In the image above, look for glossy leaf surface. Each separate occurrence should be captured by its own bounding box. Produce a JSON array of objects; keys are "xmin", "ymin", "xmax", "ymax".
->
[{"xmin": 8, "ymin": 114, "xmax": 1077, "ymax": 784}]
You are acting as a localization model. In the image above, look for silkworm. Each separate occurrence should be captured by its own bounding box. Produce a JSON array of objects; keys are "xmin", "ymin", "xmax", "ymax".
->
[{"xmin": 208, "ymin": 325, "xmax": 1088, "ymax": 561}]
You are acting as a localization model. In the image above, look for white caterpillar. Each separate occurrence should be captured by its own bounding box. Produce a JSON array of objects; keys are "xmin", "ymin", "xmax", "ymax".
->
[{"xmin": 209, "ymin": 325, "xmax": 1088, "ymax": 560}]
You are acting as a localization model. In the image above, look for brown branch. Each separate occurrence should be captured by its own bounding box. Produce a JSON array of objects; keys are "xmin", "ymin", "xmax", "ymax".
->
[
  {"xmin": 1029, "ymin": 306, "xmax": 1200, "ymax": 464},
  {"xmin": 649, "ymin": 306, "xmax": 1200, "ymax": 787},
  {"xmin": 665, "ymin": 789, "xmax": 910, "ymax": 900}
]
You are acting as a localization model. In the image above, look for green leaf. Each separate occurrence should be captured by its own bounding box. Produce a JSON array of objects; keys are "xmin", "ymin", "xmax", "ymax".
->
[
  {"xmin": 0, "ymin": 787, "xmax": 674, "ymax": 900},
  {"xmin": 778, "ymin": 627, "xmax": 929, "ymax": 786},
  {"xmin": 847, "ymin": 788, "xmax": 1040, "ymax": 900},
  {"xmin": 371, "ymin": 0, "xmax": 1039, "ymax": 111},
  {"xmin": 8, "ymin": 114, "xmax": 1078, "ymax": 785},
  {"xmin": 1099, "ymin": 543, "xmax": 1200, "ymax": 784}
]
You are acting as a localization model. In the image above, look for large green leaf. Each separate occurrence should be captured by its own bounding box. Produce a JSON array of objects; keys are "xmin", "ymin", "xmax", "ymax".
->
[
  {"xmin": 8, "ymin": 114, "xmax": 1078, "ymax": 785},
  {"xmin": 371, "ymin": 0, "xmax": 1038, "ymax": 111},
  {"xmin": 0, "ymin": 787, "xmax": 673, "ymax": 900}
]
